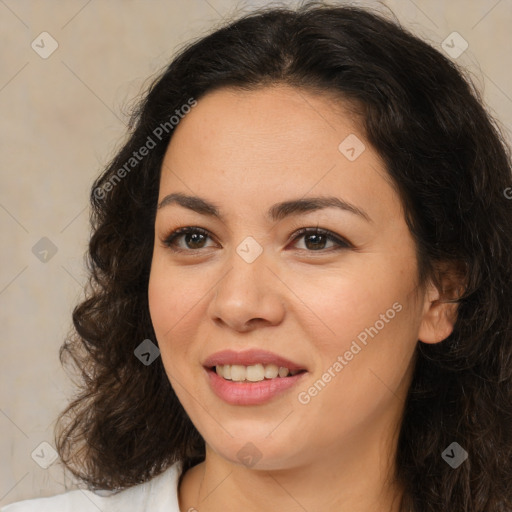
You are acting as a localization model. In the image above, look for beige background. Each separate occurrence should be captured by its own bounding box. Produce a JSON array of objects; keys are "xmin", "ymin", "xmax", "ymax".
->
[{"xmin": 1, "ymin": 0, "xmax": 511, "ymax": 506}]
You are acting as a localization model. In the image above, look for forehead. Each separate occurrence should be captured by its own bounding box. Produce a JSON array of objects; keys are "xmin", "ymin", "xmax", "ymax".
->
[
  {"xmin": 158, "ymin": 85, "xmax": 400, "ymax": 224},
  {"xmin": 167, "ymin": 85, "xmax": 361, "ymax": 155}
]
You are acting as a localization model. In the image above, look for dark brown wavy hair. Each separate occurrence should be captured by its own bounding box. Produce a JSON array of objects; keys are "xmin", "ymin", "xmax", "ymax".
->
[{"xmin": 55, "ymin": 2, "xmax": 512, "ymax": 510}]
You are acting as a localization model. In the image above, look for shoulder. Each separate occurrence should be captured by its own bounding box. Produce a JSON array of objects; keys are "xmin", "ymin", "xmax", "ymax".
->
[{"xmin": 1, "ymin": 462, "xmax": 182, "ymax": 512}]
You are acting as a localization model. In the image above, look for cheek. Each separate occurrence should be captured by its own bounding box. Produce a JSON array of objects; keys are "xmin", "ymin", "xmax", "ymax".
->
[
  {"xmin": 149, "ymin": 254, "xmax": 195, "ymax": 321},
  {"xmin": 289, "ymin": 253, "xmax": 421, "ymax": 412},
  {"xmin": 148, "ymin": 269, "xmax": 177, "ymax": 339},
  {"xmin": 328, "ymin": 248, "xmax": 420, "ymax": 419},
  {"xmin": 148, "ymin": 261, "xmax": 184, "ymax": 350},
  {"xmin": 287, "ymin": 257, "xmax": 417, "ymax": 353},
  {"xmin": 147, "ymin": 256, "xmax": 214, "ymax": 363}
]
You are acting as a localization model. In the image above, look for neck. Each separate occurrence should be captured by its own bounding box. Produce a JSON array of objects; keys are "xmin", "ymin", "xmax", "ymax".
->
[{"xmin": 179, "ymin": 418, "xmax": 405, "ymax": 512}]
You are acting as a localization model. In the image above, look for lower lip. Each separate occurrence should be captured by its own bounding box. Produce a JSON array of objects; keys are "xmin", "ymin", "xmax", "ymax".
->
[{"xmin": 205, "ymin": 368, "xmax": 307, "ymax": 405}]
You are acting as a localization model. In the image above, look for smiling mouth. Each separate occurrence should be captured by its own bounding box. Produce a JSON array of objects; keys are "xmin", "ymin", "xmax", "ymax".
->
[{"xmin": 211, "ymin": 363, "xmax": 306, "ymax": 382}]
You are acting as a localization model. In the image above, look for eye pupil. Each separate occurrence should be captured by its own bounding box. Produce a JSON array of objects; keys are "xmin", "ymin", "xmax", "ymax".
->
[
  {"xmin": 164, "ymin": 227, "xmax": 348, "ymax": 253},
  {"xmin": 305, "ymin": 233, "xmax": 326, "ymax": 250},
  {"xmin": 186, "ymin": 232, "xmax": 206, "ymax": 248}
]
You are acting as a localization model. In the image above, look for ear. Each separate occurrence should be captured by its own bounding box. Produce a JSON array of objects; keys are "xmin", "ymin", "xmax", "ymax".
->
[{"xmin": 417, "ymin": 261, "xmax": 466, "ymax": 344}]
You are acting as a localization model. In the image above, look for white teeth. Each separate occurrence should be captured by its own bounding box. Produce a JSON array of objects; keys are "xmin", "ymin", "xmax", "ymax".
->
[
  {"xmin": 230, "ymin": 364, "xmax": 246, "ymax": 382},
  {"xmin": 278, "ymin": 367, "xmax": 289, "ymax": 378},
  {"xmin": 222, "ymin": 364, "xmax": 231, "ymax": 380},
  {"xmin": 264, "ymin": 364, "xmax": 279, "ymax": 379},
  {"xmin": 214, "ymin": 363, "xmax": 302, "ymax": 382},
  {"xmin": 246, "ymin": 364, "xmax": 265, "ymax": 382}
]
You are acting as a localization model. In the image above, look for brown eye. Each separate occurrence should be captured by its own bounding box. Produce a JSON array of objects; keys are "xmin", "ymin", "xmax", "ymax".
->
[
  {"xmin": 162, "ymin": 227, "xmax": 215, "ymax": 252},
  {"xmin": 291, "ymin": 228, "xmax": 351, "ymax": 251},
  {"xmin": 161, "ymin": 226, "xmax": 351, "ymax": 254}
]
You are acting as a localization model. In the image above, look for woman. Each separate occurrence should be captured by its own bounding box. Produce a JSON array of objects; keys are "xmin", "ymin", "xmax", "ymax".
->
[{"xmin": 3, "ymin": 2, "xmax": 512, "ymax": 511}]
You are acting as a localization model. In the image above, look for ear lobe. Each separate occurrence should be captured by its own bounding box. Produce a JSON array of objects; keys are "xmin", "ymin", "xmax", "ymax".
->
[{"xmin": 417, "ymin": 262, "xmax": 466, "ymax": 344}]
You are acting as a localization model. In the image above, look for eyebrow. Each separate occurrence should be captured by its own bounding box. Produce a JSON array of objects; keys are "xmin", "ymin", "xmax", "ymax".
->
[{"xmin": 157, "ymin": 192, "xmax": 372, "ymax": 223}]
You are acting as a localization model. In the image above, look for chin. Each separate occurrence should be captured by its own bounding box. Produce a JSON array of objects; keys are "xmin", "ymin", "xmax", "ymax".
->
[{"xmin": 201, "ymin": 424, "xmax": 307, "ymax": 471}]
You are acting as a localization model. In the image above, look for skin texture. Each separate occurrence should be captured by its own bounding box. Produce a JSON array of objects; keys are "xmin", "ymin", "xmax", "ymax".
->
[{"xmin": 148, "ymin": 85, "xmax": 458, "ymax": 512}]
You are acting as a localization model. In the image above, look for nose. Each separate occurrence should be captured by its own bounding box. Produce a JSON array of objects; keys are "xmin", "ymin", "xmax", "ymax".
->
[{"xmin": 207, "ymin": 245, "xmax": 286, "ymax": 332}]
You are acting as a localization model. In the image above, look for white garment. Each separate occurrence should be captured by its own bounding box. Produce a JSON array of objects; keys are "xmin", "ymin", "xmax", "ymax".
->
[{"xmin": 1, "ymin": 462, "xmax": 182, "ymax": 512}]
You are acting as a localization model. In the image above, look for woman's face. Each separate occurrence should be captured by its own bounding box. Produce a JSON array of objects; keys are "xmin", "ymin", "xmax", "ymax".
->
[{"xmin": 148, "ymin": 85, "xmax": 449, "ymax": 471}]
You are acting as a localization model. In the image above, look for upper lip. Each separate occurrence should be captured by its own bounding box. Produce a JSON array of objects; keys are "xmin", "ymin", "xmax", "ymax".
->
[{"xmin": 203, "ymin": 349, "xmax": 307, "ymax": 372}]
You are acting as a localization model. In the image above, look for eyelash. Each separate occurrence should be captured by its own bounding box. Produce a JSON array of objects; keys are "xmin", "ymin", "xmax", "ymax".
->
[{"xmin": 161, "ymin": 226, "xmax": 352, "ymax": 254}]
